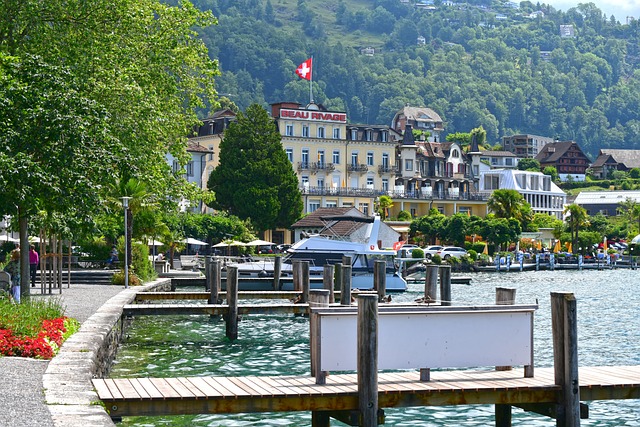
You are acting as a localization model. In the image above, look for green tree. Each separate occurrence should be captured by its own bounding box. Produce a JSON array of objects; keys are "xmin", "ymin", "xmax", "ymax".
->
[
  {"xmin": 208, "ymin": 104, "xmax": 303, "ymax": 232},
  {"xmin": 542, "ymin": 166, "xmax": 559, "ymax": 182},
  {"xmin": 487, "ymin": 189, "xmax": 530, "ymax": 223},
  {"xmin": 377, "ymin": 195, "xmax": 394, "ymax": 220},
  {"xmin": 440, "ymin": 213, "xmax": 471, "ymax": 246},
  {"xmin": 517, "ymin": 158, "xmax": 541, "ymax": 171},
  {"xmin": 410, "ymin": 209, "xmax": 445, "ymax": 245},
  {"xmin": 563, "ymin": 204, "xmax": 589, "ymax": 254},
  {"xmin": 617, "ymin": 198, "xmax": 640, "ymax": 235},
  {"xmin": 478, "ymin": 216, "xmax": 521, "ymax": 252}
]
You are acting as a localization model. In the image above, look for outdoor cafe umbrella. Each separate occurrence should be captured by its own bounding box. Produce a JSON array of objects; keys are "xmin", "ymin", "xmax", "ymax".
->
[
  {"xmin": 244, "ymin": 239, "xmax": 275, "ymax": 246},
  {"xmin": 213, "ymin": 240, "xmax": 246, "ymax": 256},
  {"xmin": 553, "ymin": 240, "xmax": 561, "ymax": 253},
  {"xmin": 183, "ymin": 237, "xmax": 208, "ymax": 246}
]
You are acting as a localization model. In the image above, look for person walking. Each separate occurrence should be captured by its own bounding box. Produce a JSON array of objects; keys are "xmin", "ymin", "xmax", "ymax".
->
[
  {"xmin": 29, "ymin": 245, "xmax": 39, "ymax": 287},
  {"xmin": 3, "ymin": 250, "xmax": 21, "ymax": 303}
]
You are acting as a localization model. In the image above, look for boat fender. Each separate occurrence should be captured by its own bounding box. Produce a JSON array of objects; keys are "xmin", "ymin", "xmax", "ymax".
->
[{"xmin": 370, "ymin": 245, "xmax": 375, "ymax": 250}]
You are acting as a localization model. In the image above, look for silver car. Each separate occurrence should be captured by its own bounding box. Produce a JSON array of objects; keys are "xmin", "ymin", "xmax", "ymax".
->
[
  {"xmin": 423, "ymin": 245, "xmax": 444, "ymax": 259},
  {"xmin": 436, "ymin": 246, "xmax": 468, "ymax": 260}
]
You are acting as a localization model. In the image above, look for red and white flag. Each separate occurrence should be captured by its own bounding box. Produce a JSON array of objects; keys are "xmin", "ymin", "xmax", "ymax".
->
[{"xmin": 295, "ymin": 57, "xmax": 312, "ymax": 80}]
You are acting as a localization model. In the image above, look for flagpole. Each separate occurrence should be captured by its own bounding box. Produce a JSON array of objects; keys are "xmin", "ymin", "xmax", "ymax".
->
[{"xmin": 309, "ymin": 56, "xmax": 314, "ymax": 104}]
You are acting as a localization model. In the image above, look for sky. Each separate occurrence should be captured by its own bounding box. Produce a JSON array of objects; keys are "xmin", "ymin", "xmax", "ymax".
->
[{"xmin": 546, "ymin": 0, "xmax": 640, "ymax": 22}]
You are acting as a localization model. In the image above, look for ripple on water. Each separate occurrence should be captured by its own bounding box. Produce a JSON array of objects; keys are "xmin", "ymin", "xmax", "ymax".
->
[{"xmin": 113, "ymin": 271, "xmax": 640, "ymax": 426}]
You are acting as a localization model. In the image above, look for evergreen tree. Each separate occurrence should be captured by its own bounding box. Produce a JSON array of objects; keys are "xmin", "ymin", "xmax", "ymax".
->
[{"xmin": 207, "ymin": 104, "xmax": 303, "ymax": 232}]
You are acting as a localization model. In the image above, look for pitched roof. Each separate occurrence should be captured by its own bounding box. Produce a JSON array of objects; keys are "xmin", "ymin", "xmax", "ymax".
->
[
  {"xmin": 291, "ymin": 207, "xmax": 368, "ymax": 237},
  {"xmin": 480, "ymin": 150, "xmax": 517, "ymax": 158},
  {"xmin": 598, "ymin": 149, "xmax": 640, "ymax": 169},
  {"xmin": 591, "ymin": 153, "xmax": 614, "ymax": 168},
  {"xmin": 399, "ymin": 106, "xmax": 443, "ymax": 125},
  {"xmin": 187, "ymin": 141, "xmax": 212, "ymax": 153},
  {"xmin": 535, "ymin": 141, "xmax": 577, "ymax": 163}
]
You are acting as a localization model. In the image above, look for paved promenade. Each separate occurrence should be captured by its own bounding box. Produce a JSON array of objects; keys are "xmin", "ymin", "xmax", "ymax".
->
[{"xmin": 0, "ymin": 282, "xmax": 155, "ymax": 427}]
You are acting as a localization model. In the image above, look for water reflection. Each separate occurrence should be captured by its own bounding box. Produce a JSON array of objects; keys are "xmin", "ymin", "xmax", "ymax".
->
[{"xmin": 113, "ymin": 269, "xmax": 640, "ymax": 426}]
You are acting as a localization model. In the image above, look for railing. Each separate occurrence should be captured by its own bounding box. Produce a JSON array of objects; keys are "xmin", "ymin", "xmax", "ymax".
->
[
  {"xmin": 297, "ymin": 162, "xmax": 310, "ymax": 171},
  {"xmin": 347, "ymin": 164, "xmax": 368, "ymax": 173},
  {"xmin": 299, "ymin": 186, "xmax": 492, "ymax": 201},
  {"xmin": 377, "ymin": 165, "xmax": 399, "ymax": 175},
  {"xmin": 310, "ymin": 162, "xmax": 336, "ymax": 173}
]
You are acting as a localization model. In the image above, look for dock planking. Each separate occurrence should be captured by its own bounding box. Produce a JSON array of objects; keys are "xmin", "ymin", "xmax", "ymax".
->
[
  {"xmin": 93, "ymin": 366, "xmax": 640, "ymax": 418},
  {"xmin": 122, "ymin": 302, "xmax": 309, "ymax": 316}
]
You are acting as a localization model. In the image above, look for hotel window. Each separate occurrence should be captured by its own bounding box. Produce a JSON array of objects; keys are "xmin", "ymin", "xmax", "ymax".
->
[
  {"xmin": 365, "ymin": 130, "xmax": 372, "ymax": 141},
  {"xmin": 301, "ymin": 176, "xmax": 309, "ymax": 186},
  {"xmin": 308, "ymin": 201, "xmax": 320, "ymax": 213},
  {"xmin": 301, "ymin": 149, "xmax": 309, "ymax": 165},
  {"xmin": 366, "ymin": 177, "xmax": 374, "ymax": 187},
  {"xmin": 350, "ymin": 128, "xmax": 358, "ymax": 139},
  {"xmin": 484, "ymin": 175, "xmax": 500, "ymax": 190},
  {"xmin": 317, "ymin": 177, "xmax": 325, "ymax": 188},
  {"xmin": 351, "ymin": 152, "xmax": 359, "ymax": 166},
  {"xmin": 333, "ymin": 128, "xmax": 340, "ymax": 139},
  {"xmin": 325, "ymin": 201, "xmax": 337, "ymax": 208},
  {"xmin": 286, "ymin": 148, "xmax": 293, "ymax": 163},
  {"xmin": 360, "ymin": 203, "xmax": 369, "ymax": 216},
  {"xmin": 317, "ymin": 127, "xmax": 325, "ymax": 138},
  {"xmin": 382, "ymin": 178, "xmax": 389, "ymax": 191},
  {"xmin": 208, "ymin": 145, "xmax": 214, "ymax": 161},
  {"xmin": 317, "ymin": 150, "xmax": 325, "ymax": 167},
  {"xmin": 302, "ymin": 125, "xmax": 310, "ymax": 137},
  {"xmin": 381, "ymin": 131, "xmax": 388, "ymax": 142},
  {"xmin": 186, "ymin": 161, "xmax": 194, "ymax": 177},
  {"xmin": 285, "ymin": 124, "xmax": 294, "ymax": 136},
  {"xmin": 405, "ymin": 159, "xmax": 413, "ymax": 171},
  {"xmin": 332, "ymin": 150, "xmax": 340, "ymax": 164},
  {"xmin": 382, "ymin": 153, "xmax": 389, "ymax": 169},
  {"xmin": 367, "ymin": 152, "xmax": 374, "ymax": 166}
]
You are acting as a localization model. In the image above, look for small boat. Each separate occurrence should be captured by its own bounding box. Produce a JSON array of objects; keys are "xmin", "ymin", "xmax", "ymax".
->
[{"xmin": 226, "ymin": 215, "xmax": 407, "ymax": 292}]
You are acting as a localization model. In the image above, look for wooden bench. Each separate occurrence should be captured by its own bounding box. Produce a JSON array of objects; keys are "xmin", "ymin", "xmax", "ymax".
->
[{"xmin": 310, "ymin": 304, "xmax": 537, "ymax": 384}]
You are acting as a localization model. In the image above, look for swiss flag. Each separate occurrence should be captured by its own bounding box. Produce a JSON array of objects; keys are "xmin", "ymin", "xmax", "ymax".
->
[{"xmin": 295, "ymin": 57, "xmax": 312, "ymax": 80}]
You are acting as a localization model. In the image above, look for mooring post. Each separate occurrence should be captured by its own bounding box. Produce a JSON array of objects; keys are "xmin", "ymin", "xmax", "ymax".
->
[
  {"xmin": 438, "ymin": 264, "xmax": 452, "ymax": 306},
  {"xmin": 425, "ymin": 264, "xmax": 439, "ymax": 303},
  {"xmin": 323, "ymin": 264, "xmax": 335, "ymax": 303},
  {"xmin": 341, "ymin": 264, "xmax": 352, "ymax": 306},
  {"xmin": 551, "ymin": 292, "xmax": 581, "ymax": 427},
  {"xmin": 358, "ymin": 293, "xmax": 379, "ymax": 427},
  {"xmin": 293, "ymin": 260, "xmax": 302, "ymax": 292},
  {"xmin": 273, "ymin": 256, "xmax": 282, "ymax": 290},
  {"xmin": 205, "ymin": 256, "xmax": 211, "ymax": 291},
  {"xmin": 209, "ymin": 259, "xmax": 221, "ymax": 305},
  {"xmin": 334, "ymin": 263, "xmax": 343, "ymax": 301},
  {"xmin": 226, "ymin": 266, "xmax": 239, "ymax": 340},
  {"xmin": 301, "ymin": 260, "xmax": 310, "ymax": 304},
  {"xmin": 495, "ymin": 287, "xmax": 517, "ymax": 426},
  {"xmin": 373, "ymin": 260, "xmax": 386, "ymax": 301},
  {"xmin": 309, "ymin": 289, "xmax": 330, "ymax": 383}
]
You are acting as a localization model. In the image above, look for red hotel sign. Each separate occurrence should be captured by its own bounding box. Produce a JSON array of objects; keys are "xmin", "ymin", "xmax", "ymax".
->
[{"xmin": 280, "ymin": 108, "xmax": 347, "ymax": 123}]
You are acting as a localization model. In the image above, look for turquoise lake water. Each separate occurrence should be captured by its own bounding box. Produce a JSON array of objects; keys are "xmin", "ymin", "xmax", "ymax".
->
[{"xmin": 112, "ymin": 269, "xmax": 640, "ymax": 426}]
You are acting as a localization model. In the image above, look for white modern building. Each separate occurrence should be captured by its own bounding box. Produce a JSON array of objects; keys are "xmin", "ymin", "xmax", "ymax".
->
[{"xmin": 479, "ymin": 169, "xmax": 566, "ymax": 219}]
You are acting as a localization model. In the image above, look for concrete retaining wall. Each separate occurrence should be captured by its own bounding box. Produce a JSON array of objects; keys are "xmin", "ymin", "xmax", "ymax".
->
[{"xmin": 43, "ymin": 279, "xmax": 172, "ymax": 426}]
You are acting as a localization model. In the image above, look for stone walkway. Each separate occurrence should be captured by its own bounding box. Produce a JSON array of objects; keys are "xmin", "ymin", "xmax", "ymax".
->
[{"xmin": 0, "ymin": 280, "xmax": 169, "ymax": 427}]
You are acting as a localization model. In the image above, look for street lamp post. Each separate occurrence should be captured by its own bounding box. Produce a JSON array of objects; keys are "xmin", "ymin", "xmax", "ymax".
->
[{"xmin": 122, "ymin": 197, "xmax": 131, "ymax": 289}]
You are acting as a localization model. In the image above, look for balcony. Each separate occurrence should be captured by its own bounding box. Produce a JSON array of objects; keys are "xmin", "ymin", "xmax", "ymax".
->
[
  {"xmin": 347, "ymin": 164, "xmax": 368, "ymax": 174},
  {"xmin": 299, "ymin": 185, "xmax": 492, "ymax": 201},
  {"xmin": 377, "ymin": 165, "xmax": 399, "ymax": 176},
  {"xmin": 297, "ymin": 162, "xmax": 310, "ymax": 171},
  {"xmin": 310, "ymin": 162, "xmax": 336, "ymax": 174}
]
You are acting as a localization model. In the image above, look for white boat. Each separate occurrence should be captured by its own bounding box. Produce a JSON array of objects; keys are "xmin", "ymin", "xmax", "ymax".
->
[{"xmin": 226, "ymin": 215, "xmax": 407, "ymax": 292}]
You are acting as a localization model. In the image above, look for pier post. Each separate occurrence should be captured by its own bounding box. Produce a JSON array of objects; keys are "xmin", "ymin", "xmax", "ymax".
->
[
  {"xmin": 551, "ymin": 292, "xmax": 581, "ymax": 427},
  {"xmin": 495, "ymin": 286, "xmax": 516, "ymax": 425},
  {"xmin": 536, "ymin": 253, "xmax": 540, "ymax": 271},
  {"xmin": 273, "ymin": 256, "xmax": 282, "ymax": 290},
  {"xmin": 425, "ymin": 264, "xmax": 439, "ymax": 303},
  {"xmin": 309, "ymin": 289, "xmax": 330, "ymax": 386},
  {"xmin": 334, "ymin": 263, "xmax": 343, "ymax": 301},
  {"xmin": 496, "ymin": 287, "xmax": 516, "ymax": 305},
  {"xmin": 438, "ymin": 265, "xmax": 452, "ymax": 306},
  {"xmin": 358, "ymin": 294, "xmax": 379, "ymax": 427},
  {"xmin": 341, "ymin": 264, "xmax": 352, "ymax": 306},
  {"xmin": 209, "ymin": 260, "xmax": 221, "ymax": 305},
  {"xmin": 226, "ymin": 266, "xmax": 239, "ymax": 340},
  {"xmin": 323, "ymin": 264, "xmax": 334, "ymax": 303},
  {"xmin": 373, "ymin": 260, "xmax": 386, "ymax": 301},
  {"xmin": 293, "ymin": 260, "xmax": 302, "ymax": 292},
  {"xmin": 205, "ymin": 256, "xmax": 211, "ymax": 291},
  {"xmin": 301, "ymin": 261, "xmax": 310, "ymax": 304}
]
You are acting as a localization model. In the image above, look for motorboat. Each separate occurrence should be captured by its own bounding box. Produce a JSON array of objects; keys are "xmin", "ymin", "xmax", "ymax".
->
[{"xmin": 226, "ymin": 214, "xmax": 407, "ymax": 292}]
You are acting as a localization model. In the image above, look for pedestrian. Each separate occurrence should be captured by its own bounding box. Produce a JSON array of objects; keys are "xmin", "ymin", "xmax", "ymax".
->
[
  {"xmin": 106, "ymin": 245, "xmax": 119, "ymax": 267},
  {"xmin": 29, "ymin": 245, "xmax": 39, "ymax": 288},
  {"xmin": 3, "ymin": 249, "xmax": 21, "ymax": 303}
]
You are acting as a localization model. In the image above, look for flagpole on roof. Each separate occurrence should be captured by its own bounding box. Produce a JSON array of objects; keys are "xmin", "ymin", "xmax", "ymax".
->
[{"xmin": 309, "ymin": 56, "xmax": 314, "ymax": 104}]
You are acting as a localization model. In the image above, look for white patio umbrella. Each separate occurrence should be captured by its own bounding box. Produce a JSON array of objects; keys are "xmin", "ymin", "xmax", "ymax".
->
[
  {"xmin": 212, "ymin": 240, "xmax": 245, "ymax": 255},
  {"xmin": 182, "ymin": 237, "xmax": 208, "ymax": 246},
  {"xmin": 244, "ymin": 239, "xmax": 275, "ymax": 246},
  {"xmin": 0, "ymin": 234, "xmax": 19, "ymax": 243}
]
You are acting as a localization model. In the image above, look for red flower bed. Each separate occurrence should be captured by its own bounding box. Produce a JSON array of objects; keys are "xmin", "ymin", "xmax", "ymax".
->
[{"xmin": 0, "ymin": 317, "xmax": 68, "ymax": 359}]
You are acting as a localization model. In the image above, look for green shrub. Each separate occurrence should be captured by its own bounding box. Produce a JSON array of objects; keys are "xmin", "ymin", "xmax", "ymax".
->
[
  {"xmin": 471, "ymin": 243, "xmax": 487, "ymax": 254},
  {"xmin": 411, "ymin": 248, "xmax": 424, "ymax": 259},
  {"xmin": 131, "ymin": 241, "xmax": 155, "ymax": 281},
  {"xmin": 397, "ymin": 210, "xmax": 411, "ymax": 221},
  {"xmin": 431, "ymin": 254, "xmax": 442, "ymax": 265},
  {"xmin": 467, "ymin": 249, "xmax": 477, "ymax": 261},
  {"xmin": 112, "ymin": 269, "xmax": 142, "ymax": 286}
]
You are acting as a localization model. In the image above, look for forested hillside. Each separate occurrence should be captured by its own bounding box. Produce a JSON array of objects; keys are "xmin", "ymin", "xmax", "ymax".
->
[{"xmin": 190, "ymin": 0, "xmax": 640, "ymax": 157}]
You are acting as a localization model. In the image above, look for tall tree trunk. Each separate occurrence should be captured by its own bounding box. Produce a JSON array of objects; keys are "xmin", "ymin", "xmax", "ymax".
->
[{"xmin": 19, "ymin": 206, "xmax": 29, "ymax": 302}]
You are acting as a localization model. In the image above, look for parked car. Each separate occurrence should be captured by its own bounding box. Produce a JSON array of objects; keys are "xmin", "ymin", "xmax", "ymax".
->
[
  {"xmin": 423, "ymin": 245, "xmax": 444, "ymax": 259},
  {"xmin": 396, "ymin": 244, "xmax": 420, "ymax": 259},
  {"xmin": 436, "ymin": 246, "xmax": 468, "ymax": 260}
]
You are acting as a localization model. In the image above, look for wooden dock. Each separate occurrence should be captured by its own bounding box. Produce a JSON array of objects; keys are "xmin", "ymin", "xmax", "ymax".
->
[{"xmin": 93, "ymin": 366, "xmax": 640, "ymax": 419}]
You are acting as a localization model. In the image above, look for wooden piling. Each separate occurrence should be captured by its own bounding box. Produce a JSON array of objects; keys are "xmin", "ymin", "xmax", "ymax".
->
[
  {"xmin": 292, "ymin": 260, "xmax": 302, "ymax": 292},
  {"xmin": 301, "ymin": 261, "xmax": 310, "ymax": 304},
  {"xmin": 496, "ymin": 287, "xmax": 516, "ymax": 305},
  {"xmin": 323, "ymin": 264, "xmax": 335, "ymax": 303},
  {"xmin": 226, "ymin": 266, "xmax": 239, "ymax": 340},
  {"xmin": 425, "ymin": 264, "xmax": 439, "ymax": 303},
  {"xmin": 495, "ymin": 287, "xmax": 517, "ymax": 425},
  {"xmin": 273, "ymin": 256, "xmax": 282, "ymax": 290},
  {"xmin": 334, "ymin": 263, "xmax": 343, "ymax": 299},
  {"xmin": 373, "ymin": 260, "xmax": 386, "ymax": 301},
  {"xmin": 438, "ymin": 265, "xmax": 451, "ymax": 306},
  {"xmin": 551, "ymin": 292, "xmax": 581, "ymax": 427},
  {"xmin": 209, "ymin": 260, "xmax": 221, "ymax": 305},
  {"xmin": 358, "ymin": 294, "xmax": 379, "ymax": 427},
  {"xmin": 340, "ymin": 265, "xmax": 352, "ymax": 306},
  {"xmin": 309, "ymin": 289, "xmax": 331, "ymax": 387}
]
